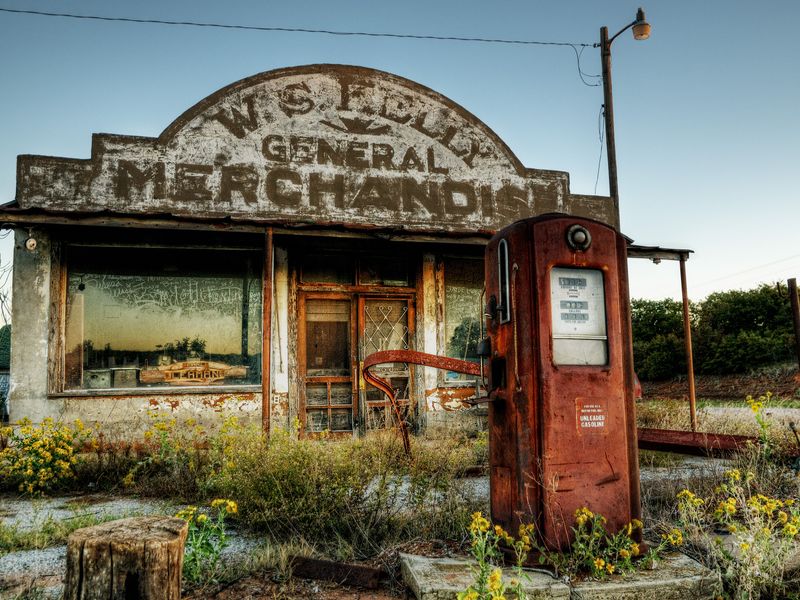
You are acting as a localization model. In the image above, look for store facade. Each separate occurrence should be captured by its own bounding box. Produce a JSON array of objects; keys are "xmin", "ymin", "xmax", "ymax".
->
[{"xmin": 3, "ymin": 65, "xmax": 618, "ymax": 435}]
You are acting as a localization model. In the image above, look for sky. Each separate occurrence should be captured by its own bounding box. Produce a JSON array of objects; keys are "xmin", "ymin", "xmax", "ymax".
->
[{"xmin": 0, "ymin": 0, "xmax": 798, "ymax": 304}]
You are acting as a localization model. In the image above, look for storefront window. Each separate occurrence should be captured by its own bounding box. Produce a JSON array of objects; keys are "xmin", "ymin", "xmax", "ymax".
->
[
  {"xmin": 443, "ymin": 257, "xmax": 484, "ymax": 381},
  {"xmin": 64, "ymin": 246, "xmax": 262, "ymax": 390}
]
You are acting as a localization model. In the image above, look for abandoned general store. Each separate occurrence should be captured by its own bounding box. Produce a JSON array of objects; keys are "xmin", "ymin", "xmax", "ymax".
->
[{"xmin": 2, "ymin": 64, "xmax": 621, "ymax": 435}]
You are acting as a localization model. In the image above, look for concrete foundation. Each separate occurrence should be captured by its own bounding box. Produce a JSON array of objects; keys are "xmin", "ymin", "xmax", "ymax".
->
[
  {"xmin": 400, "ymin": 551, "xmax": 721, "ymax": 600},
  {"xmin": 400, "ymin": 553, "xmax": 570, "ymax": 600}
]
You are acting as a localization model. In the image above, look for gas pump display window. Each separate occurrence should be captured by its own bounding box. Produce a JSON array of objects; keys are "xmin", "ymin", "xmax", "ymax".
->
[{"xmin": 550, "ymin": 267, "xmax": 608, "ymax": 365}]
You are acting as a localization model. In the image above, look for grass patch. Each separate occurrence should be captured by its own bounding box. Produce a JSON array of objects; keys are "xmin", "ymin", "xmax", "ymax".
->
[
  {"xmin": 0, "ymin": 510, "xmax": 139, "ymax": 554},
  {"xmin": 638, "ymin": 450, "xmax": 683, "ymax": 469}
]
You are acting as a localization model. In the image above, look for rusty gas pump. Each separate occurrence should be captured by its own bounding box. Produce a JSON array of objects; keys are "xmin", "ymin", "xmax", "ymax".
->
[{"xmin": 363, "ymin": 214, "xmax": 641, "ymax": 551}]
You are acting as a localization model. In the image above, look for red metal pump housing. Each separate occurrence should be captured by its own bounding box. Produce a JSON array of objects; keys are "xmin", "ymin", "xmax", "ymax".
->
[{"xmin": 483, "ymin": 214, "xmax": 641, "ymax": 550}]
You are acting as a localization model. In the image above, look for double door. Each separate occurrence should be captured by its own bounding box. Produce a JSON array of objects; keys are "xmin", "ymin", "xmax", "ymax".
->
[{"xmin": 299, "ymin": 294, "xmax": 414, "ymax": 434}]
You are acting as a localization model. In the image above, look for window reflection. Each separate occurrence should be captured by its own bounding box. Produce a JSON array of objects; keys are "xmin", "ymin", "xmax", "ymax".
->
[
  {"xmin": 64, "ymin": 246, "xmax": 262, "ymax": 390},
  {"xmin": 444, "ymin": 258, "xmax": 483, "ymax": 381}
]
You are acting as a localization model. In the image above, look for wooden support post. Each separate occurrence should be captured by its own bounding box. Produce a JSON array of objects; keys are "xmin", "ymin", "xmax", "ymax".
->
[
  {"xmin": 262, "ymin": 227, "xmax": 274, "ymax": 434},
  {"xmin": 789, "ymin": 278, "xmax": 800, "ymax": 371},
  {"xmin": 680, "ymin": 255, "xmax": 698, "ymax": 432},
  {"xmin": 64, "ymin": 516, "xmax": 187, "ymax": 600}
]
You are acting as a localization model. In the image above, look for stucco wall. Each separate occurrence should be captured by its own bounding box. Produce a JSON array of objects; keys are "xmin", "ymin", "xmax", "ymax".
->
[{"xmin": 8, "ymin": 228, "xmax": 51, "ymax": 423}]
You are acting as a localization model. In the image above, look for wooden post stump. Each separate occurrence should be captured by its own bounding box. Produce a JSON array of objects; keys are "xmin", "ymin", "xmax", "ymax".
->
[{"xmin": 64, "ymin": 516, "xmax": 188, "ymax": 600}]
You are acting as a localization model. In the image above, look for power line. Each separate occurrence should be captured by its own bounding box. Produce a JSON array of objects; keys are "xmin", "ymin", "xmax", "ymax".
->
[
  {"xmin": 694, "ymin": 253, "xmax": 800, "ymax": 289},
  {"xmin": 0, "ymin": 7, "xmax": 594, "ymax": 48}
]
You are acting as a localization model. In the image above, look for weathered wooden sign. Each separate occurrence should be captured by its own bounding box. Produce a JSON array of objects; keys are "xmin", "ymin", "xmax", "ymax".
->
[{"xmin": 16, "ymin": 65, "xmax": 617, "ymax": 233}]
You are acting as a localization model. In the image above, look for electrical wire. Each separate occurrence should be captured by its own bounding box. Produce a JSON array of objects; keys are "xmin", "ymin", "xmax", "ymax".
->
[
  {"xmin": 0, "ymin": 7, "xmax": 594, "ymax": 48},
  {"xmin": 594, "ymin": 104, "xmax": 605, "ymax": 194},
  {"xmin": 694, "ymin": 253, "xmax": 800, "ymax": 289},
  {"xmin": 571, "ymin": 44, "xmax": 602, "ymax": 87}
]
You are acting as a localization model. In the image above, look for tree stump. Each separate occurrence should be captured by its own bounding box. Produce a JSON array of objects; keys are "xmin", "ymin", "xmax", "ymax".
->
[{"xmin": 64, "ymin": 516, "xmax": 188, "ymax": 600}]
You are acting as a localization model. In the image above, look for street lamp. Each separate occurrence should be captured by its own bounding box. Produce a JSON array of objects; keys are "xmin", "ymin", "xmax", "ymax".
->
[{"xmin": 600, "ymin": 7, "xmax": 651, "ymax": 204}]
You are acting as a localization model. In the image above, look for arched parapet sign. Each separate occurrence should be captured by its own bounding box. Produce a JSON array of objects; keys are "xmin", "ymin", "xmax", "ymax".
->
[{"xmin": 15, "ymin": 64, "xmax": 618, "ymax": 233}]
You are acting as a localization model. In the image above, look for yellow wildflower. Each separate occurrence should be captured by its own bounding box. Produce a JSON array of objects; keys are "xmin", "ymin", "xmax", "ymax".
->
[
  {"xmin": 724, "ymin": 469, "xmax": 741, "ymax": 482},
  {"xmin": 619, "ymin": 549, "xmax": 631, "ymax": 560},
  {"xmin": 662, "ymin": 528, "xmax": 683, "ymax": 546},
  {"xmin": 487, "ymin": 568, "xmax": 502, "ymax": 592},
  {"xmin": 606, "ymin": 563, "xmax": 615, "ymax": 574},
  {"xmin": 196, "ymin": 514, "xmax": 208, "ymax": 524},
  {"xmin": 593, "ymin": 558, "xmax": 605, "ymax": 570}
]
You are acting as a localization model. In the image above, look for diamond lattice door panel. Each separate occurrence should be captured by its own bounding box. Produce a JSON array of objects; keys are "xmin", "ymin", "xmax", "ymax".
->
[{"xmin": 360, "ymin": 298, "xmax": 414, "ymax": 429}]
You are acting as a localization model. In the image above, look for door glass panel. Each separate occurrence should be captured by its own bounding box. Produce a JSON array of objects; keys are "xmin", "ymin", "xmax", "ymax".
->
[
  {"xmin": 362, "ymin": 299, "xmax": 412, "ymax": 430},
  {"xmin": 306, "ymin": 410, "xmax": 329, "ymax": 432},
  {"xmin": 363, "ymin": 300, "xmax": 409, "ymax": 357},
  {"xmin": 330, "ymin": 409, "xmax": 353, "ymax": 431},
  {"xmin": 305, "ymin": 300, "xmax": 350, "ymax": 376},
  {"xmin": 306, "ymin": 384, "xmax": 328, "ymax": 406},
  {"xmin": 330, "ymin": 383, "xmax": 352, "ymax": 405}
]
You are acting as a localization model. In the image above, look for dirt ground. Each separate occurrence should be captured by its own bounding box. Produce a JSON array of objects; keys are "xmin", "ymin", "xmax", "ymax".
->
[
  {"xmin": 642, "ymin": 367, "xmax": 800, "ymax": 401},
  {"xmin": 186, "ymin": 577, "xmax": 407, "ymax": 600}
]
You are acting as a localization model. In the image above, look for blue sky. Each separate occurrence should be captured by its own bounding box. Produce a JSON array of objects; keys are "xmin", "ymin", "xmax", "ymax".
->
[{"xmin": 0, "ymin": 0, "xmax": 798, "ymax": 302}]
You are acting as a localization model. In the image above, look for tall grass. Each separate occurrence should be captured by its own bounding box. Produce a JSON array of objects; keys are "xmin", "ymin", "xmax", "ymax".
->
[{"xmin": 206, "ymin": 424, "xmax": 482, "ymax": 559}]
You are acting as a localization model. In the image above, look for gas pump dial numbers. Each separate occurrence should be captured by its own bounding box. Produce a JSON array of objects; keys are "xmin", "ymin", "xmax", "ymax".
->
[{"xmin": 550, "ymin": 267, "xmax": 608, "ymax": 366}]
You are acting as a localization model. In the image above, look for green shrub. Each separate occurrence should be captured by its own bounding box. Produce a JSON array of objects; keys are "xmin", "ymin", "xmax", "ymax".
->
[
  {"xmin": 631, "ymin": 298, "xmax": 687, "ymax": 341},
  {"xmin": 633, "ymin": 333, "xmax": 686, "ymax": 381},
  {"xmin": 632, "ymin": 283, "xmax": 796, "ymax": 379}
]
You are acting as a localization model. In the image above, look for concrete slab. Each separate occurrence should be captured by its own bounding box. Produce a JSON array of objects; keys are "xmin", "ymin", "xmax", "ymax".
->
[
  {"xmin": 400, "ymin": 552, "xmax": 720, "ymax": 600},
  {"xmin": 400, "ymin": 553, "xmax": 570, "ymax": 600},
  {"xmin": 570, "ymin": 551, "xmax": 720, "ymax": 600}
]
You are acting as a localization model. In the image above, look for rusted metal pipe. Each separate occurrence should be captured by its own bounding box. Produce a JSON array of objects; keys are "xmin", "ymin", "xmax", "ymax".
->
[
  {"xmin": 679, "ymin": 255, "xmax": 698, "ymax": 432},
  {"xmin": 638, "ymin": 427, "xmax": 756, "ymax": 457},
  {"xmin": 261, "ymin": 227, "xmax": 273, "ymax": 434},
  {"xmin": 789, "ymin": 278, "xmax": 800, "ymax": 371},
  {"xmin": 362, "ymin": 350, "xmax": 482, "ymax": 457}
]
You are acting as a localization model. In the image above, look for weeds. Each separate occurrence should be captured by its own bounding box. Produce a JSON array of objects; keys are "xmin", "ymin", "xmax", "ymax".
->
[
  {"xmin": 206, "ymin": 425, "xmax": 481, "ymax": 559},
  {"xmin": 175, "ymin": 498, "xmax": 238, "ymax": 586},
  {"xmin": 0, "ymin": 510, "xmax": 126, "ymax": 554},
  {"xmin": 676, "ymin": 467, "xmax": 800, "ymax": 599}
]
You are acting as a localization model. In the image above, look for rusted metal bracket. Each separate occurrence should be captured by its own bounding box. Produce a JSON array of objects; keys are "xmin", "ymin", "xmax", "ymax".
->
[
  {"xmin": 290, "ymin": 556, "xmax": 383, "ymax": 589},
  {"xmin": 362, "ymin": 350, "xmax": 482, "ymax": 456}
]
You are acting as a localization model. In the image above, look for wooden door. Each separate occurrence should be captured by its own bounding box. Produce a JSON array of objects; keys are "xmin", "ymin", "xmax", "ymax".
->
[{"xmin": 298, "ymin": 294, "xmax": 357, "ymax": 434}]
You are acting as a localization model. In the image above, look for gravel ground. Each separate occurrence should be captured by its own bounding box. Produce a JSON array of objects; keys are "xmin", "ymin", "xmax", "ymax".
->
[
  {"xmin": 0, "ymin": 456, "xmax": 738, "ymax": 598},
  {"xmin": 0, "ymin": 494, "xmax": 176, "ymax": 532},
  {"xmin": 0, "ymin": 494, "xmax": 264, "ymax": 598}
]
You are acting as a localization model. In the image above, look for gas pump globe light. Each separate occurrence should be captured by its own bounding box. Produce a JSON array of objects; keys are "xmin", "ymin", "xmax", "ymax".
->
[{"xmin": 566, "ymin": 224, "xmax": 592, "ymax": 252}]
